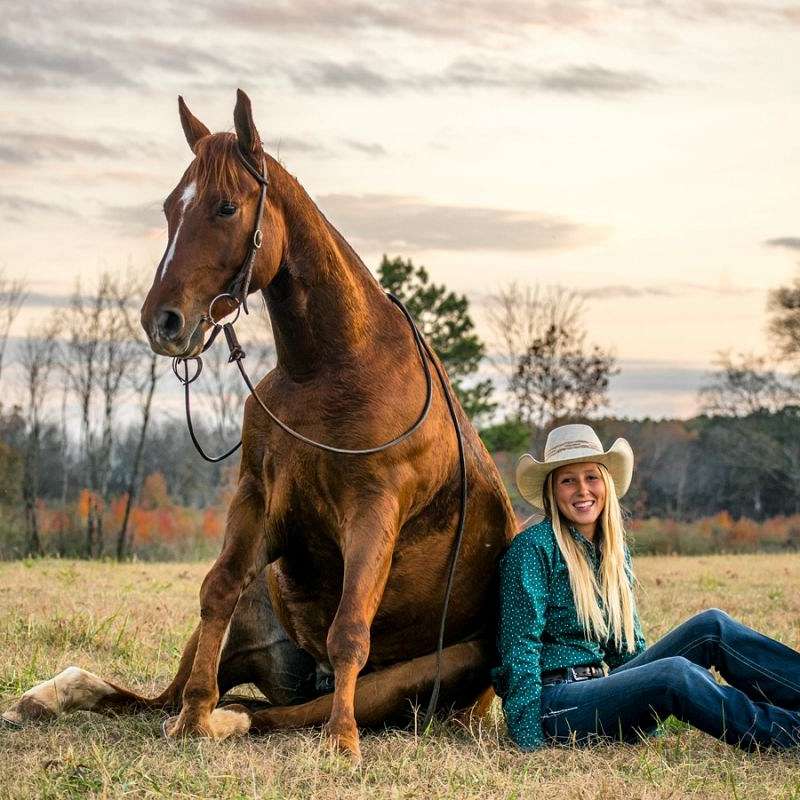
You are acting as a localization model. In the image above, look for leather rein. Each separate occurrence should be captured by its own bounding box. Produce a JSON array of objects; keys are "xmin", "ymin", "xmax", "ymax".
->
[{"xmin": 171, "ymin": 145, "xmax": 467, "ymax": 732}]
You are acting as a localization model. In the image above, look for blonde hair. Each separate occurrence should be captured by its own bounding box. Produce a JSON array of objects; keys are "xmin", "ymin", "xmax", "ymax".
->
[{"xmin": 544, "ymin": 464, "xmax": 637, "ymax": 652}]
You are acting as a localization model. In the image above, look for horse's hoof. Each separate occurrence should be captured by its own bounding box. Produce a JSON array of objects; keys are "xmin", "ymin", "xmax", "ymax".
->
[
  {"xmin": 1, "ymin": 710, "xmax": 23, "ymax": 728},
  {"xmin": 163, "ymin": 713, "xmax": 202, "ymax": 739},
  {"xmin": 1, "ymin": 696, "xmax": 55, "ymax": 725},
  {"xmin": 325, "ymin": 727, "xmax": 362, "ymax": 765}
]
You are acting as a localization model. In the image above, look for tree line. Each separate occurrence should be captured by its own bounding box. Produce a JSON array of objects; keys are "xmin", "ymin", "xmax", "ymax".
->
[{"xmin": 1, "ymin": 257, "xmax": 799, "ymax": 558}]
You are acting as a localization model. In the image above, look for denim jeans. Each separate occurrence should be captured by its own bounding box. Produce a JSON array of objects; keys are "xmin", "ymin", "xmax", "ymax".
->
[{"xmin": 540, "ymin": 609, "xmax": 800, "ymax": 750}]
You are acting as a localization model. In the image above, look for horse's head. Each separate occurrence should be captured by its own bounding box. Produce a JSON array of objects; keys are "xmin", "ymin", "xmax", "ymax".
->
[{"xmin": 141, "ymin": 90, "xmax": 285, "ymax": 357}]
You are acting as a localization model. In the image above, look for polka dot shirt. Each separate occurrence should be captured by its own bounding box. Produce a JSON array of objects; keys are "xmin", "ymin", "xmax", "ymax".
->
[{"xmin": 491, "ymin": 518, "xmax": 646, "ymax": 750}]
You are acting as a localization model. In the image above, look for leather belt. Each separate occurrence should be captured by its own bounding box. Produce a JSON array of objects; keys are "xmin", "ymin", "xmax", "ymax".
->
[{"xmin": 541, "ymin": 665, "xmax": 605, "ymax": 686}]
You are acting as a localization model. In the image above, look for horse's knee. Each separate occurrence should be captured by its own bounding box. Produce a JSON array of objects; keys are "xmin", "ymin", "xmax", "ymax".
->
[
  {"xmin": 327, "ymin": 619, "xmax": 370, "ymax": 672},
  {"xmin": 198, "ymin": 563, "xmax": 244, "ymax": 618}
]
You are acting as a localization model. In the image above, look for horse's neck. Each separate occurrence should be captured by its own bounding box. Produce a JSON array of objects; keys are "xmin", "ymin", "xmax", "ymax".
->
[{"xmin": 263, "ymin": 168, "xmax": 388, "ymax": 378}]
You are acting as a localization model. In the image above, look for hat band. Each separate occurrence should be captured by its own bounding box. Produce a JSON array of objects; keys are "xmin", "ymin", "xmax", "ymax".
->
[{"xmin": 544, "ymin": 439, "xmax": 603, "ymax": 461}]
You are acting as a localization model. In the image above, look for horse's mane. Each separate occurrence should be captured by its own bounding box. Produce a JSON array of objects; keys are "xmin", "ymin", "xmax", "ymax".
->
[{"xmin": 187, "ymin": 133, "xmax": 243, "ymax": 203}]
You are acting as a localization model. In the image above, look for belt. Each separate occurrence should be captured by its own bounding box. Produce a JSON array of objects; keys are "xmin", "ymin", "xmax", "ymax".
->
[{"xmin": 541, "ymin": 665, "xmax": 605, "ymax": 686}]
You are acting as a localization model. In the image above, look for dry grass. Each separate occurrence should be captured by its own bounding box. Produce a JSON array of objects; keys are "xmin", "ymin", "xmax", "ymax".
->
[{"xmin": 2, "ymin": 555, "xmax": 800, "ymax": 799}]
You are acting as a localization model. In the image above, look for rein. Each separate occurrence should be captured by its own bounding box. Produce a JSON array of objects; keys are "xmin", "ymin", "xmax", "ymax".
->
[{"xmin": 171, "ymin": 146, "xmax": 467, "ymax": 732}]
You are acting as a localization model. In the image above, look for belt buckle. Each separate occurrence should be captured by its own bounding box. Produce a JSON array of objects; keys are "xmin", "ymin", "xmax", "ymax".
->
[{"xmin": 569, "ymin": 667, "xmax": 590, "ymax": 683}]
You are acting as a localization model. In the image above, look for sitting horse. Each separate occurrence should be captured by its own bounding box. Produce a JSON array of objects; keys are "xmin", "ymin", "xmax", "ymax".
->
[{"xmin": 3, "ymin": 90, "xmax": 515, "ymax": 761}]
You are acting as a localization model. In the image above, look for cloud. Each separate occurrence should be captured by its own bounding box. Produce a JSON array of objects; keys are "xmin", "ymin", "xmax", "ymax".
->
[
  {"xmin": 0, "ymin": 193, "xmax": 78, "ymax": 222},
  {"xmin": 433, "ymin": 59, "xmax": 656, "ymax": 95},
  {"xmin": 217, "ymin": 1, "xmax": 609, "ymax": 42},
  {"xmin": 341, "ymin": 139, "xmax": 387, "ymax": 157},
  {"xmin": 537, "ymin": 64, "xmax": 657, "ymax": 95},
  {"xmin": 580, "ymin": 285, "xmax": 676, "ymax": 299},
  {"xmin": 261, "ymin": 135, "xmax": 387, "ymax": 160},
  {"xmin": 266, "ymin": 136, "xmax": 326, "ymax": 156},
  {"xmin": 2, "ymin": 3, "xmax": 655, "ymax": 100},
  {"xmin": 765, "ymin": 237, "xmax": 800, "ymax": 251},
  {"xmin": 286, "ymin": 58, "xmax": 658, "ymax": 97},
  {"xmin": 5, "ymin": 0, "xmax": 798, "ymax": 99},
  {"xmin": 579, "ymin": 283, "xmax": 761, "ymax": 300},
  {"xmin": 0, "ymin": 132, "xmax": 117, "ymax": 165},
  {"xmin": 0, "ymin": 26, "xmax": 246, "ymax": 92},
  {"xmin": 100, "ymin": 200, "xmax": 165, "ymax": 235},
  {"xmin": 288, "ymin": 61, "xmax": 392, "ymax": 94},
  {"xmin": 648, "ymin": 1, "xmax": 800, "ymax": 27},
  {"xmin": 219, "ymin": 0, "xmax": 800, "ymax": 46},
  {"xmin": 0, "ymin": 34, "xmax": 136, "ymax": 89},
  {"xmin": 317, "ymin": 193, "xmax": 605, "ymax": 252}
]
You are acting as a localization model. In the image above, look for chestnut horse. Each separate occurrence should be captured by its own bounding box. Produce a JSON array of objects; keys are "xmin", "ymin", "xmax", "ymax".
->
[{"xmin": 3, "ymin": 90, "xmax": 515, "ymax": 761}]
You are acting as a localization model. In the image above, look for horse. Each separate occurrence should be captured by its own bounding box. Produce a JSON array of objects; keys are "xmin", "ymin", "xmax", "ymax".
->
[{"xmin": 3, "ymin": 90, "xmax": 515, "ymax": 761}]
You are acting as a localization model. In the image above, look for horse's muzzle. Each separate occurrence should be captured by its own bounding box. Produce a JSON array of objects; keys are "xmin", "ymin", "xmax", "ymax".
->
[{"xmin": 147, "ymin": 308, "xmax": 206, "ymax": 357}]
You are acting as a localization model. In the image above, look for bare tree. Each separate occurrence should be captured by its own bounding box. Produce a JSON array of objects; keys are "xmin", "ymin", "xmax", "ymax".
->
[
  {"xmin": 0, "ymin": 267, "xmax": 26, "ymax": 385},
  {"xmin": 93, "ymin": 275, "xmax": 143, "ymax": 556},
  {"xmin": 116, "ymin": 349, "xmax": 159, "ymax": 560},
  {"xmin": 113, "ymin": 274, "xmax": 161, "ymax": 561},
  {"xmin": 511, "ymin": 323, "xmax": 617, "ymax": 427},
  {"xmin": 61, "ymin": 274, "xmax": 142, "ymax": 556},
  {"xmin": 56, "ymin": 367, "xmax": 71, "ymax": 556},
  {"xmin": 486, "ymin": 283, "xmax": 584, "ymax": 395},
  {"xmin": 699, "ymin": 352, "xmax": 797, "ymax": 417},
  {"xmin": 62, "ymin": 279, "xmax": 106, "ymax": 556},
  {"xmin": 19, "ymin": 320, "xmax": 60, "ymax": 556},
  {"xmin": 486, "ymin": 283, "xmax": 615, "ymax": 426}
]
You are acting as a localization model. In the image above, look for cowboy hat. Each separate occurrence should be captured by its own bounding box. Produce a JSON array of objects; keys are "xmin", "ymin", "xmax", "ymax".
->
[{"xmin": 516, "ymin": 424, "xmax": 634, "ymax": 510}]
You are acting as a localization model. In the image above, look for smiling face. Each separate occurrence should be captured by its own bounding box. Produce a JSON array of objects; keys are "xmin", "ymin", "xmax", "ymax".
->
[{"xmin": 551, "ymin": 462, "xmax": 607, "ymax": 539}]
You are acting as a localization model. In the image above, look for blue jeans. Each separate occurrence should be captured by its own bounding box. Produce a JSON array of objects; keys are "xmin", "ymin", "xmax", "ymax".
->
[{"xmin": 540, "ymin": 609, "xmax": 800, "ymax": 750}]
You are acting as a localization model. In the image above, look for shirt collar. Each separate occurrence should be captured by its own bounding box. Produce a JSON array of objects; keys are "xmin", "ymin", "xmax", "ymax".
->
[{"xmin": 567, "ymin": 523, "xmax": 599, "ymax": 552}]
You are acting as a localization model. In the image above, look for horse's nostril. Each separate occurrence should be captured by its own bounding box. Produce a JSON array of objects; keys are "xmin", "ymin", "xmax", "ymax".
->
[{"xmin": 156, "ymin": 308, "xmax": 185, "ymax": 341}]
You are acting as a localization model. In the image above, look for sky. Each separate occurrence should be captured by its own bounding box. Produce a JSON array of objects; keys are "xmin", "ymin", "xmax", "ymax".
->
[{"xmin": 2, "ymin": 1, "xmax": 800, "ymax": 419}]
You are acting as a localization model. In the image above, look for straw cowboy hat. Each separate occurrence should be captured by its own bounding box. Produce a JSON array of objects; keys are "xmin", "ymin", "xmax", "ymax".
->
[{"xmin": 516, "ymin": 424, "xmax": 634, "ymax": 510}]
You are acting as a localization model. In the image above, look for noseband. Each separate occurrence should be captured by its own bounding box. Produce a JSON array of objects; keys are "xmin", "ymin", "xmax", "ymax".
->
[{"xmin": 171, "ymin": 144, "xmax": 467, "ymax": 731}]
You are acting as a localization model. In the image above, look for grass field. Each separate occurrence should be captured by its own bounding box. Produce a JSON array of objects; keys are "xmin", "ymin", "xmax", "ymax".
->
[{"xmin": 2, "ymin": 555, "xmax": 800, "ymax": 799}]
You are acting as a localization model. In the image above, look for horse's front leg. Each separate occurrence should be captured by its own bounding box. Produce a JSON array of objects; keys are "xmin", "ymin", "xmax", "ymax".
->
[
  {"xmin": 164, "ymin": 476, "xmax": 271, "ymax": 739},
  {"xmin": 325, "ymin": 496, "xmax": 399, "ymax": 762}
]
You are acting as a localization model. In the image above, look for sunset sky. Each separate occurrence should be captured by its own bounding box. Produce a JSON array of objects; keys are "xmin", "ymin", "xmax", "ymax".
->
[{"xmin": 2, "ymin": 1, "xmax": 799, "ymax": 418}]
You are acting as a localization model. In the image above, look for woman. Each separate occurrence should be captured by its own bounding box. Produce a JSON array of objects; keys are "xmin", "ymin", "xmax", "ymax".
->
[{"xmin": 493, "ymin": 423, "xmax": 800, "ymax": 750}]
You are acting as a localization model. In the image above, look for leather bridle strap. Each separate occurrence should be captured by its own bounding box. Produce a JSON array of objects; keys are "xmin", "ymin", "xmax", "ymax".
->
[{"xmin": 227, "ymin": 146, "xmax": 269, "ymax": 314}]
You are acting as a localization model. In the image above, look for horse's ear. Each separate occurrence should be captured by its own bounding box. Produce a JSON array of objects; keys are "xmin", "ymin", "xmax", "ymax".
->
[
  {"xmin": 233, "ymin": 88, "xmax": 263, "ymax": 164},
  {"xmin": 178, "ymin": 96, "xmax": 210, "ymax": 153}
]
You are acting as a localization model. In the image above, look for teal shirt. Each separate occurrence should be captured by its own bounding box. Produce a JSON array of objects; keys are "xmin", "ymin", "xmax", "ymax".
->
[{"xmin": 492, "ymin": 519, "xmax": 647, "ymax": 750}]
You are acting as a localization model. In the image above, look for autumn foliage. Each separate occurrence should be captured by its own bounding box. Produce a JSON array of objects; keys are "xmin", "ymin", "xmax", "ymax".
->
[
  {"xmin": 8, "ymin": 468, "xmax": 800, "ymax": 560},
  {"xmin": 628, "ymin": 512, "xmax": 800, "ymax": 555},
  {"xmin": 20, "ymin": 471, "xmax": 226, "ymax": 560}
]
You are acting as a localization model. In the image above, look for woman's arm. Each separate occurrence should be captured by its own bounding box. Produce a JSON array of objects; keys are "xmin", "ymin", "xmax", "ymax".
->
[{"xmin": 493, "ymin": 534, "xmax": 550, "ymax": 750}]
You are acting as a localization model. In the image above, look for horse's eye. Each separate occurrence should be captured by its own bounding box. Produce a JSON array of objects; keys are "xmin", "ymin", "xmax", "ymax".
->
[{"xmin": 218, "ymin": 201, "xmax": 237, "ymax": 217}]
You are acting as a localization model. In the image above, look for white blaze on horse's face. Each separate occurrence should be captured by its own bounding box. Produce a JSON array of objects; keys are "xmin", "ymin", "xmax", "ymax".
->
[{"xmin": 158, "ymin": 181, "xmax": 197, "ymax": 282}]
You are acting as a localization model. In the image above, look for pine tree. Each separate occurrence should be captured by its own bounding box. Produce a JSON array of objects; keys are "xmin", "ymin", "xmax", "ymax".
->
[{"xmin": 378, "ymin": 255, "xmax": 495, "ymax": 422}]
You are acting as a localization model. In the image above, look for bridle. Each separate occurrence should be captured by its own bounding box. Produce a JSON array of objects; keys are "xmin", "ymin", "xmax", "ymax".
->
[
  {"xmin": 171, "ymin": 145, "xmax": 467, "ymax": 731},
  {"xmin": 178, "ymin": 146, "xmax": 269, "ymax": 363}
]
